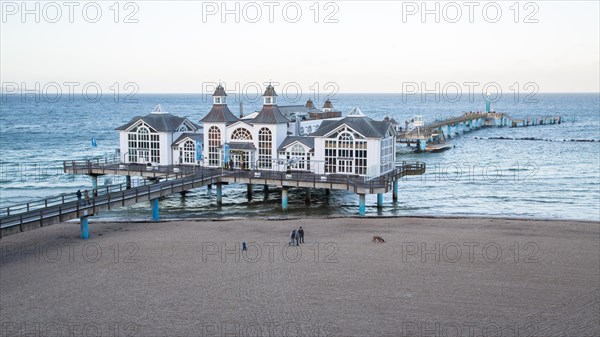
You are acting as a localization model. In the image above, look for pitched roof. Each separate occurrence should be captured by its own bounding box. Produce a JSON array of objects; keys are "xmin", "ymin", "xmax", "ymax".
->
[
  {"xmin": 200, "ymin": 104, "xmax": 239, "ymax": 124},
  {"xmin": 173, "ymin": 133, "xmax": 203, "ymax": 146},
  {"xmin": 323, "ymin": 99, "xmax": 334, "ymax": 109},
  {"xmin": 227, "ymin": 142, "xmax": 256, "ymax": 151},
  {"xmin": 115, "ymin": 112, "xmax": 198, "ymax": 132},
  {"xmin": 251, "ymin": 105, "xmax": 290, "ymax": 124},
  {"xmin": 384, "ymin": 116, "xmax": 400, "ymax": 125},
  {"xmin": 277, "ymin": 105, "xmax": 321, "ymax": 119},
  {"xmin": 311, "ymin": 116, "xmax": 393, "ymax": 138},
  {"xmin": 305, "ymin": 98, "xmax": 316, "ymax": 109},
  {"xmin": 277, "ymin": 136, "xmax": 315, "ymax": 151}
]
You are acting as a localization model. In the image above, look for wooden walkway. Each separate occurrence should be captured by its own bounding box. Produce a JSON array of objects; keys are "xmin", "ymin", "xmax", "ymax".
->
[{"xmin": 0, "ymin": 161, "xmax": 425, "ymax": 237}]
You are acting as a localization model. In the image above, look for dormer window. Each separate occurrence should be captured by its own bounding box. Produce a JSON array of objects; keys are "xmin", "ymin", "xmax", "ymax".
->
[
  {"xmin": 214, "ymin": 96, "xmax": 225, "ymax": 104},
  {"xmin": 264, "ymin": 97, "xmax": 272, "ymax": 104},
  {"xmin": 177, "ymin": 125, "xmax": 188, "ymax": 132}
]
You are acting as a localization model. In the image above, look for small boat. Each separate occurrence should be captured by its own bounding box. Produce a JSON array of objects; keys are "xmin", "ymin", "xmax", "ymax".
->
[
  {"xmin": 422, "ymin": 129, "xmax": 452, "ymax": 152},
  {"xmin": 425, "ymin": 143, "xmax": 452, "ymax": 152}
]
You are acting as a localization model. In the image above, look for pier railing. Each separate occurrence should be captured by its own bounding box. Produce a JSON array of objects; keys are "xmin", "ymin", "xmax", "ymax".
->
[
  {"xmin": 0, "ymin": 167, "xmax": 224, "ymax": 235},
  {"xmin": 1, "ymin": 165, "xmax": 219, "ymax": 220},
  {"xmin": 63, "ymin": 159, "xmax": 201, "ymax": 178},
  {"xmin": 0, "ymin": 162, "xmax": 424, "ymax": 235},
  {"xmin": 220, "ymin": 161, "xmax": 425, "ymax": 193}
]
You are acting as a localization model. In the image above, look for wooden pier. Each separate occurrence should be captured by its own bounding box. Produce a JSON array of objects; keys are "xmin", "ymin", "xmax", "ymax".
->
[
  {"xmin": 398, "ymin": 112, "xmax": 563, "ymax": 151},
  {"xmin": 0, "ymin": 161, "xmax": 425, "ymax": 238}
]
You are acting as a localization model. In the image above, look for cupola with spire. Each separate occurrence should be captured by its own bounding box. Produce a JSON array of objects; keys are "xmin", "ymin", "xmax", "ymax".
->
[
  {"xmin": 262, "ymin": 83, "xmax": 278, "ymax": 105},
  {"xmin": 305, "ymin": 98, "xmax": 315, "ymax": 109},
  {"xmin": 323, "ymin": 98, "xmax": 334, "ymax": 112},
  {"xmin": 251, "ymin": 84, "xmax": 289, "ymax": 124},
  {"xmin": 200, "ymin": 83, "xmax": 239, "ymax": 125},
  {"xmin": 213, "ymin": 83, "xmax": 227, "ymax": 105}
]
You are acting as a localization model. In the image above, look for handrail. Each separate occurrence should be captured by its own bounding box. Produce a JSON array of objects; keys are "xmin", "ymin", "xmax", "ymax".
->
[
  {"xmin": 1, "ymin": 164, "xmax": 212, "ymax": 218},
  {"xmin": 1, "ymin": 162, "xmax": 425, "ymax": 229}
]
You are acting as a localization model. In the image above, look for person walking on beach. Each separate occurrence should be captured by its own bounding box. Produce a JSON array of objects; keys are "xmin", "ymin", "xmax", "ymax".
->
[
  {"xmin": 84, "ymin": 190, "xmax": 90, "ymax": 205},
  {"xmin": 76, "ymin": 189, "xmax": 82, "ymax": 205},
  {"xmin": 289, "ymin": 229, "xmax": 296, "ymax": 246},
  {"xmin": 298, "ymin": 227, "xmax": 304, "ymax": 244}
]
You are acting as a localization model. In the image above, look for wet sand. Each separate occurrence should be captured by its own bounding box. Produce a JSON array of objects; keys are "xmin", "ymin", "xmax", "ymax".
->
[{"xmin": 1, "ymin": 217, "xmax": 599, "ymax": 336}]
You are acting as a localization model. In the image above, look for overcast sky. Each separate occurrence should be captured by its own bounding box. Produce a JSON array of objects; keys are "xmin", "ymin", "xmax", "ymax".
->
[{"xmin": 1, "ymin": 1, "xmax": 599, "ymax": 93}]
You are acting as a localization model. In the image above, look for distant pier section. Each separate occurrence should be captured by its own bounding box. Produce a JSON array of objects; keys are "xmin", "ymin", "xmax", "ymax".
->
[{"xmin": 397, "ymin": 111, "xmax": 563, "ymax": 152}]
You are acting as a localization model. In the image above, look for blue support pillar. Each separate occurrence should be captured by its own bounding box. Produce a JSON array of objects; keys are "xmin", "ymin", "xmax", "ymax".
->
[
  {"xmin": 151, "ymin": 198, "xmax": 159, "ymax": 222},
  {"xmin": 446, "ymin": 125, "xmax": 451, "ymax": 138},
  {"xmin": 126, "ymin": 175, "xmax": 131, "ymax": 189},
  {"xmin": 216, "ymin": 183, "xmax": 223, "ymax": 205},
  {"xmin": 80, "ymin": 214, "xmax": 89, "ymax": 240},
  {"xmin": 377, "ymin": 193, "xmax": 383, "ymax": 208},
  {"xmin": 358, "ymin": 194, "xmax": 366, "ymax": 216},
  {"xmin": 282, "ymin": 187, "xmax": 288, "ymax": 211},
  {"xmin": 91, "ymin": 175, "xmax": 98, "ymax": 190},
  {"xmin": 393, "ymin": 180, "xmax": 399, "ymax": 202},
  {"xmin": 419, "ymin": 139, "xmax": 427, "ymax": 151}
]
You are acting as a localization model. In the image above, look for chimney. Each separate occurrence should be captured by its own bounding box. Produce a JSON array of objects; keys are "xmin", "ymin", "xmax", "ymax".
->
[{"xmin": 239, "ymin": 101, "xmax": 244, "ymax": 118}]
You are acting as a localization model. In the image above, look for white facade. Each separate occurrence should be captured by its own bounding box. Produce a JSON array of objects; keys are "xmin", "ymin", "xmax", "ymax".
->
[
  {"xmin": 116, "ymin": 106, "xmax": 201, "ymax": 166},
  {"xmin": 116, "ymin": 87, "xmax": 396, "ymax": 178}
]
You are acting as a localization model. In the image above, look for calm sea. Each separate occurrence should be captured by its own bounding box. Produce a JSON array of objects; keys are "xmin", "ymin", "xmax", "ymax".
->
[{"xmin": 1, "ymin": 93, "xmax": 598, "ymax": 221}]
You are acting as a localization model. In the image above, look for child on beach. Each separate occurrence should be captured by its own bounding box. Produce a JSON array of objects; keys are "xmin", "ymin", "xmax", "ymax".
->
[{"xmin": 298, "ymin": 227, "xmax": 304, "ymax": 244}]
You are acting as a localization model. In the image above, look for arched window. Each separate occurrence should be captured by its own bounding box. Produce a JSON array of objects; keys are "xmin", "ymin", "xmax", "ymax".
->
[
  {"xmin": 258, "ymin": 127, "xmax": 272, "ymax": 169},
  {"xmin": 231, "ymin": 128, "xmax": 252, "ymax": 141},
  {"xmin": 127, "ymin": 124, "xmax": 160, "ymax": 164},
  {"xmin": 208, "ymin": 126, "xmax": 221, "ymax": 166},
  {"xmin": 181, "ymin": 140, "xmax": 195, "ymax": 164},
  {"xmin": 177, "ymin": 125, "xmax": 188, "ymax": 132},
  {"xmin": 287, "ymin": 143, "xmax": 308, "ymax": 170},
  {"xmin": 324, "ymin": 126, "xmax": 367, "ymax": 175}
]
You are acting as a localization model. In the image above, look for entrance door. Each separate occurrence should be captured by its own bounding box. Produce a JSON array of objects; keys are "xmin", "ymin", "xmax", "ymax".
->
[
  {"xmin": 231, "ymin": 151, "xmax": 250, "ymax": 169},
  {"xmin": 137, "ymin": 150, "xmax": 150, "ymax": 164},
  {"xmin": 338, "ymin": 159, "xmax": 353, "ymax": 174}
]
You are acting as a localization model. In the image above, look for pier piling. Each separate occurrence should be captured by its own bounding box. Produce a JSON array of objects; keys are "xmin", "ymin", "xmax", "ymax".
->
[
  {"xmin": 377, "ymin": 193, "xmax": 383, "ymax": 208},
  {"xmin": 393, "ymin": 180, "xmax": 399, "ymax": 202},
  {"xmin": 282, "ymin": 187, "xmax": 288, "ymax": 211},
  {"xmin": 358, "ymin": 194, "xmax": 366, "ymax": 216},
  {"xmin": 151, "ymin": 198, "xmax": 159, "ymax": 222},
  {"xmin": 216, "ymin": 184, "xmax": 223, "ymax": 205},
  {"xmin": 80, "ymin": 213, "xmax": 89, "ymax": 240},
  {"xmin": 247, "ymin": 184, "xmax": 253, "ymax": 200}
]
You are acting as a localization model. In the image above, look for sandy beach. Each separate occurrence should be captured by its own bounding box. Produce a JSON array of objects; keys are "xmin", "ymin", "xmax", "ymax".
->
[{"xmin": 1, "ymin": 216, "xmax": 598, "ymax": 337}]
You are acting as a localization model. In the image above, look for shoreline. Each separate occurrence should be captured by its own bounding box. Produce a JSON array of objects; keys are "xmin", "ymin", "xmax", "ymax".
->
[{"xmin": 80, "ymin": 214, "xmax": 600, "ymax": 224}]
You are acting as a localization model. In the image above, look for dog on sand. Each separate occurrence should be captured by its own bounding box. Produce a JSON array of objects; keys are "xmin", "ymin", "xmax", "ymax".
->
[{"xmin": 372, "ymin": 235, "xmax": 385, "ymax": 243}]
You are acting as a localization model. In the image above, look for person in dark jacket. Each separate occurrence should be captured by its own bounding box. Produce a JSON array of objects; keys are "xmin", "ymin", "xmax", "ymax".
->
[
  {"xmin": 298, "ymin": 227, "xmax": 304, "ymax": 244},
  {"xmin": 289, "ymin": 229, "xmax": 296, "ymax": 246}
]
